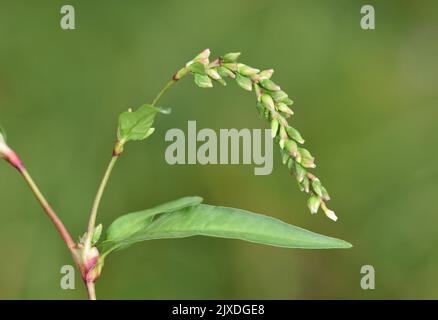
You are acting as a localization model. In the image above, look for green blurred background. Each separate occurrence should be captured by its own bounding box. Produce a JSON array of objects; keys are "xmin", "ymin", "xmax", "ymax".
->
[{"xmin": 0, "ymin": 0, "xmax": 437, "ymax": 299}]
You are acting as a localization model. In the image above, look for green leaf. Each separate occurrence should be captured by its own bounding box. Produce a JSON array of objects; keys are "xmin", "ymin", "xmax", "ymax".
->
[
  {"xmin": 100, "ymin": 196, "xmax": 203, "ymax": 254},
  {"xmin": 117, "ymin": 104, "xmax": 168, "ymax": 143},
  {"xmin": 194, "ymin": 73, "xmax": 213, "ymax": 88},
  {"xmin": 100, "ymin": 201, "xmax": 352, "ymax": 257},
  {"xmin": 188, "ymin": 62, "xmax": 206, "ymax": 74},
  {"xmin": 92, "ymin": 224, "xmax": 103, "ymax": 245}
]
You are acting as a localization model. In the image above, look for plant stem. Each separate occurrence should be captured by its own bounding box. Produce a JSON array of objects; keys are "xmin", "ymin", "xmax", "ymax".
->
[
  {"xmin": 84, "ymin": 155, "xmax": 119, "ymax": 249},
  {"xmin": 151, "ymin": 79, "xmax": 176, "ymax": 106},
  {"xmin": 86, "ymin": 281, "xmax": 96, "ymax": 300},
  {"xmin": 83, "ymin": 76, "xmax": 179, "ymax": 300},
  {"xmin": 84, "ymin": 77, "xmax": 176, "ymax": 244},
  {"xmin": 20, "ymin": 168, "xmax": 76, "ymax": 251}
]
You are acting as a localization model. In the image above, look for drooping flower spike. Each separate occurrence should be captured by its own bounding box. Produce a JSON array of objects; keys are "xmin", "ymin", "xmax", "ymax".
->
[{"xmin": 172, "ymin": 49, "xmax": 337, "ymax": 221}]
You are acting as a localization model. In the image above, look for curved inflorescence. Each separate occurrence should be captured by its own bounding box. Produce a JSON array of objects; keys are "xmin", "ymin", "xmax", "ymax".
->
[{"xmin": 172, "ymin": 49, "xmax": 337, "ymax": 221}]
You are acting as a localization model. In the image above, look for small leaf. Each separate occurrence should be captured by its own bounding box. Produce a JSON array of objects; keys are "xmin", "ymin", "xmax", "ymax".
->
[
  {"xmin": 100, "ymin": 201, "xmax": 352, "ymax": 257},
  {"xmin": 92, "ymin": 224, "xmax": 103, "ymax": 245},
  {"xmin": 117, "ymin": 104, "xmax": 166, "ymax": 143},
  {"xmin": 235, "ymin": 73, "xmax": 252, "ymax": 91},
  {"xmin": 194, "ymin": 73, "xmax": 213, "ymax": 88},
  {"xmin": 78, "ymin": 223, "xmax": 103, "ymax": 246},
  {"xmin": 188, "ymin": 62, "xmax": 206, "ymax": 74}
]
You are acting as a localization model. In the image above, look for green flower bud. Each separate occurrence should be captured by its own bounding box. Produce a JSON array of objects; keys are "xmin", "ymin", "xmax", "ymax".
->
[
  {"xmin": 277, "ymin": 102, "xmax": 294, "ymax": 115},
  {"xmin": 282, "ymin": 97, "xmax": 294, "ymax": 105},
  {"xmin": 282, "ymin": 151, "xmax": 290, "ymax": 165},
  {"xmin": 297, "ymin": 180, "xmax": 305, "ymax": 192},
  {"xmin": 321, "ymin": 201, "xmax": 338, "ymax": 221},
  {"xmin": 287, "ymin": 157, "xmax": 294, "ymax": 170},
  {"xmin": 222, "ymin": 63, "xmax": 238, "ymax": 72},
  {"xmin": 235, "ymin": 73, "xmax": 253, "ymax": 91},
  {"xmin": 270, "ymin": 90, "xmax": 289, "ymax": 103},
  {"xmin": 194, "ymin": 48, "xmax": 211, "ymax": 63},
  {"xmin": 307, "ymin": 195, "xmax": 321, "ymax": 214},
  {"xmin": 277, "ymin": 115, "xmax": 288, "ymax": 127},
  {"xmin": 173, "ymin": 66, "xmax": 189, "ymax": 80},
  {"xmin": 261, "ymin": 94, "xmax": 275, "ymax": 111},
  {"xmin": 321, "ymin": 186, "xmax": 331, "ymax": 201},
  {"xmin": 217, "ymin": 66, "xmax": 235, "ymax": 79},
  {"xmin": 271, "ymin": 119, "xmax": 279, "ymax": 138},
  {"xmin": 285, "ymin": 139, "xmax": 298, "ymax": 155},
  {"xmin": 258, "ymin": 69, "xmax": 274, "ymax": 79},
  {"xmin": 215, "ymin": 78, "xmax": 227, "ymax": 86},
  {"xmin": 206, "ymin": 68, "xmax": 222, "ymax": 80},
  {"xmin": 311, "ymin": 178, "xmax": 323, "ymax": 197},
  {"xmin": 286, "ymin": 126, "xmax": 305, "ymax": 144},
  {"xmin": 194, "ymin": 73, "xmax": 213, "ymax": 88},
  {"xmin": 254, "ymin": 83, "xmax": 262, "ymax": 101},
  {"xmin": 294, "ymin": 148, "xmax": 302, "ymax": 163},
  {"xmin": 221, "ymin": 52, "xmax": 241, "ymax": 63},
  {"xmin": 278, "ymin": 124, "xmax": 288, "ymax": 140},
  {"xmin": 208, "ymin": 58, "xmax": 221, "ymax": 68},
  {"xmin": 264, "ymin": 107, "xmax": 270, "ymax": 120},
  {"xmin": 298, "ymin": 147, "xmax": 315, "ymax": 168},
  {"xmin": 237, "ymin": 63, "xmax": 260, "ymax": 76},
  {"xmin": 260, "ymin": 79, "xmax": 281, "ymax": 91},
  {"xmin": 255, "ymin": 102, "xmax": 265, "ymax": 118},
  {"xmin": 293, "ymin": 162, "xmax": 306, "ymax": 182},
  {"xmin": 300, "ymin": 176, "xmax": 310, "ymax": 193}
]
